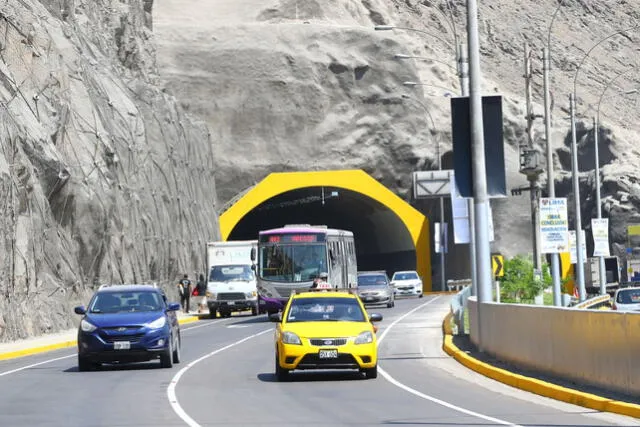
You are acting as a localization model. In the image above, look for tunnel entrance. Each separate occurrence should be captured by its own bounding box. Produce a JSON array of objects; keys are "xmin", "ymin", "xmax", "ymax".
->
[{"xmin": 219, "ymin": 170, "xmax": 432, "ymax": 291}]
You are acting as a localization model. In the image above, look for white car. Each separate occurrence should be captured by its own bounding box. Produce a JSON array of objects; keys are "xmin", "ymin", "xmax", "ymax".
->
[
  {"xmin": 612, "ymin": 286, "xmax": 640, "ymax": 311},
  {"xmin": 390, "ymin": 271, "xmax": 423, "ymax": 298}
]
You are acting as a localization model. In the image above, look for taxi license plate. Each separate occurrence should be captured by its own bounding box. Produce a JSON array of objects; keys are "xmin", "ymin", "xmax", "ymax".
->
[
  {"xmin": 318, "ymin": 349, "xmax": 338, "ymax": 359},
  {"xmin": 114, "ymin": 341, "xmax": 130, "ymax": 350}
]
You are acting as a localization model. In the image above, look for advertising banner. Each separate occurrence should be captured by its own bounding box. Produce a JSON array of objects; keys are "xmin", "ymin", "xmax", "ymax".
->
[
  {"xmin": 591, "ymin": 218, "xmax": 610, "ymax": 257},
  {"xmin": 539, "ymin": 198, "xmax": 569, "ymax": 253}
]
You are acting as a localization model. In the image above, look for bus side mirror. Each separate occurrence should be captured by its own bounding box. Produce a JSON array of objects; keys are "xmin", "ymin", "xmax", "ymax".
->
[
  {"xmin": 251, "ymin": 264, "xmax": 256, "ymax": 271},
  {"xmin": 329, "ymin": 249, "xmax": 336, "ymax": 261},
  {"xmin": 250, "ymin": 248, "xmax": 256, "ymax": 262}
]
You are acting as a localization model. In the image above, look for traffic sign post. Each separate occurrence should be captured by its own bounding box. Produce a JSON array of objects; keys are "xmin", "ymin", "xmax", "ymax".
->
[{"xmin": 492, "ymin": 254, "xmax": 504, "ymax": 277}]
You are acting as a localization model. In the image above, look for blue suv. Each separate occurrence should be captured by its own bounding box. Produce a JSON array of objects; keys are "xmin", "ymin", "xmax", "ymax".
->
[{"xmin": 74, "ymin": 284, "xmax": 182, "ymax": 371}]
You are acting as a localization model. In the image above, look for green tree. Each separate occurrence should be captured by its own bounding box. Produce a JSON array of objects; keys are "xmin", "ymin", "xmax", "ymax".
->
[{"xmin": 499, "ymin": 255, "xmax": 549, "ymax": 302}]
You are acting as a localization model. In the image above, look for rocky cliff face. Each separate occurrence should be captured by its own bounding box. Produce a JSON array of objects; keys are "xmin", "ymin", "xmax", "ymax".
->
[
  {"xmin": 0, "ymin": 0, "xmax": 219, "ymax": 341},
  {"xmin": 153, "ymin": 0, "xmax": 640, "ymax": 276}
]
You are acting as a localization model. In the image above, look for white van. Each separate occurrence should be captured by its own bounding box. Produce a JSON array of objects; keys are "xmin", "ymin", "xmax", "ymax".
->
[{"xmin": 206, "ymin": 240, "xmax": 258, "ymax": 318}]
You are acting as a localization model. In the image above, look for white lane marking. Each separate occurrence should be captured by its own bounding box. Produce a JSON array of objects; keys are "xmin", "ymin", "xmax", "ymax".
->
[
  {"xmin": 0, "ymin": 354, "xmax": 76, "ymax": 377},
  {"xmin": 167, "ymin": 328, "xmax": 272, "ymax": 427},
  {"xmin": 0, "ymin": 317, "xmax": 234, "ymax": 377},
  {"xmin": 377, "ymin": 297, "xmax": 524, "ymax": 427}
]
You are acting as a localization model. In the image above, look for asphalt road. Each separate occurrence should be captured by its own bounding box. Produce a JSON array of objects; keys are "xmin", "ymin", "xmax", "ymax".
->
[{"xmin": 0, "ymin": 295, "xmax": 637, "ymax": 427}]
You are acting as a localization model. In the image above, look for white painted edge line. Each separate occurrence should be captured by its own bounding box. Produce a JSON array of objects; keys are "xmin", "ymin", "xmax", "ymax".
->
[
  {"xmin": 377, "ymin": 296, "xmax": 524, "ymax": 427},
  {"xmin": 167, "ymin": 328, "xmax": 273, "ymax": 427},
  {"xmin": 0, "ymin": 317, "xmax": 229, "ymax": 378}
]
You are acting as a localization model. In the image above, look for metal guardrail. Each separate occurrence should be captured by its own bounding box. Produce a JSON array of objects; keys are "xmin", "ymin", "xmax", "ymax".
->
[{"xmin": 450, "ymin": 284, "xmax": 472, "ymax": 335}]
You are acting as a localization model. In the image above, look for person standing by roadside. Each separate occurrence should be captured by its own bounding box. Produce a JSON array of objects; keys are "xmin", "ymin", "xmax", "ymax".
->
[
  {"xmin": 178, "ymin": 274, "xmax": 192, "ymax": 313},
  {"xmin": 194, "ymin": 273, "xmax": 207, "ymax": 313}
]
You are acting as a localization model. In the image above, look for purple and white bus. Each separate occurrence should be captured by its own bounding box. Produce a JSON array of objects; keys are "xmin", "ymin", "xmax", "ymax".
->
[{"xmin": 251, "ymin": 224, "xmax": 358, "ymax": 314}]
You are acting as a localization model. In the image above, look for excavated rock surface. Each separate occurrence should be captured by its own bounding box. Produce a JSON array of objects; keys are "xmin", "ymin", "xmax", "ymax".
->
[{"xmin": 0, "ymin": 0, "xmax": 220, "ymax": 341}]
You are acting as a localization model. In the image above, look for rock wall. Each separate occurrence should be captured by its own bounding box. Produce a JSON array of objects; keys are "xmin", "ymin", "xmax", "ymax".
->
[{"xmin": 0, "ymin": 0, "xmax": 220, "ymax": 341}]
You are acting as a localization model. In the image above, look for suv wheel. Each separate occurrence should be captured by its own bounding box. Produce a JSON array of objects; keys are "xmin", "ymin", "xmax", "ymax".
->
[
  {"xmin": 172, "ymin": 334, "xmax": 181, "ymax": 364},
  {"xmin": 78, "ymin": 355, "xmax": 93, "ymax": 372},
  {"xmin": 161, "ymin": 336, "xmax": 174, "ymax": 368}
]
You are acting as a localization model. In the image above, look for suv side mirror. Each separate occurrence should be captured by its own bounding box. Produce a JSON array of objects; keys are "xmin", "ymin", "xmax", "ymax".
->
[
  {"xmin": 167, "ymin": 303, "xmax": 181, "ymax": 311},
  {"xmin": 269, "ymin": 312, "xmax": 282, "ymax": 323},
  {"xmin": 74, "ymin": 306, "xmax": 86, "ymax": 315},
  {"xmin": 369, "ymin": 313, "xmax": 383, "ymax": 322}
]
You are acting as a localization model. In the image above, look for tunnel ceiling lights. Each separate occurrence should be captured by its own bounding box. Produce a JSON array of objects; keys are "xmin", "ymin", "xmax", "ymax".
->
[{"xmin": 255, "ymin": 191, "xmax": 339, "ymax": 211}]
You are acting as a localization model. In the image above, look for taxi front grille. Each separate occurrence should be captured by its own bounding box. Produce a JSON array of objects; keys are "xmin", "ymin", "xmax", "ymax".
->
[{"xmin": 309, "ymin": 338, "xmax": 348, "ymax": 346}]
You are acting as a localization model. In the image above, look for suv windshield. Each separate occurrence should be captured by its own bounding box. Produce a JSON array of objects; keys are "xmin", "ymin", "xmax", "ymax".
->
[
  {"xmin": 89, "ymin": 291, "xmax": 164, "ymax": 313},
  {"xmin": 209, "ymin": 265, "xmax": 254, "ymax": 282},
  {"xmin": 616, "ymin": 288, "xmax": 640, "ymax": 304},
  {"xmin": 286, "ymin": 297, "xmax": 365, "ymax": 322},
  {"xmin": 357, "ymin": 274, "xmax": 388, "ymax": 286},
  {"xmin": 393, "ymin": 272, "xmax": 418, "ymax": 281}
]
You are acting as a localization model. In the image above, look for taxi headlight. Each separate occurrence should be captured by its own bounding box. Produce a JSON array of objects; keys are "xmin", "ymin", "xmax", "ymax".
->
[
  {"xmin": 147, "ymin": 316, "xmax": 166, "ymax": 329},
  {"xmin": 282, "ymin": 331, "xmax": 302, "ymax": 345},
  {"xmin": 80, "ymin": 319, "xmax": 97, "ymax": 333},
  {"xmin": 354, "ymin": 331, "xmax": 373, "ymax": 345}
]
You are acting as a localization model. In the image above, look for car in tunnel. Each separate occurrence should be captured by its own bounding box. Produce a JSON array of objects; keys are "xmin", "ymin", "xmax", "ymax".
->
[
  {"xmin": 73, "ymin": 284, "xmax": 182, "ymax": 371},
  {"xmin": 390, "ymin": 270, "xmax": 424, "ymax": 298},
  {"xmin": 270, "ymin": 289, "xmax": 383, "ymax": 381},
  {"xmin": 356, "ymin": 271, "xmax": 395, "ymax": 308}
]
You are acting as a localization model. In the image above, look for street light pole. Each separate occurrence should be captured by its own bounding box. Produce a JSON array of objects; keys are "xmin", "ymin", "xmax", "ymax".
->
[
  {"xmin": 467, "ymin": 0, "xmax": 492, "ymax": 350},
  {"xmin": 458, "ymin": 42, "xmax": 477, "ymax": 297},
  {"xmin": 569, "ymin": 93, "xmax": 586, "ymax": 301},
  {"xmin": 543, "ymin": 47, "xmax": 562, "ymax": 306},
  {"xmin": 592, "ymin": 115, "xmax": 606, "ymax": 296}
]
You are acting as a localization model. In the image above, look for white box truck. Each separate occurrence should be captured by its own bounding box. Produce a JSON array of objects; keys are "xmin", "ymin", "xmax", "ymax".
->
[{"xmin": 206, "ymin": 240, "xmax": 258, "ymax": 318}]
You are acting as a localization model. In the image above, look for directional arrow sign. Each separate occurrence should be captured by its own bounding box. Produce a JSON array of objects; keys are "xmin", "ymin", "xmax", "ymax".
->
[{"xmin": 492, "ymin": 254, "xmax": 504, "ymax": 277}]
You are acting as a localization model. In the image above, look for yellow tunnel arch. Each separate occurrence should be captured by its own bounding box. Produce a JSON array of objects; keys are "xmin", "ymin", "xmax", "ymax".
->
[{"xmin": 219, "ymin": 169, "xmax": 432, "ymax": 292}]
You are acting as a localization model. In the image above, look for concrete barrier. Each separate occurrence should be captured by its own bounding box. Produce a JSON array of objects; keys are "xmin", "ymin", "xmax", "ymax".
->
[{"xmin": 469, "ymin": 297, "xmax": 640, "ymax": 397}]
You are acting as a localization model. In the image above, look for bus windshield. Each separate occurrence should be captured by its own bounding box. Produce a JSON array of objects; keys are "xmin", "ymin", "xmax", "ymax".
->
[{"xmin": 259, "ymin": 244, "xmax": 327, "ymax": 283}]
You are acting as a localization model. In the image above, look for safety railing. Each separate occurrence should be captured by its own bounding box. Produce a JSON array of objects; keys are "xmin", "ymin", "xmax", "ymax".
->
[{"xmin": 450, "ymin": 283, "xmax": 472, "ymax": 335}]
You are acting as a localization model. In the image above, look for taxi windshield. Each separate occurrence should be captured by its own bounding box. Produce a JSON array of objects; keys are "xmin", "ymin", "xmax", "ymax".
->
[{"xmin": 286, "ymin": 297, "xmax": 365, "ymax": 323}]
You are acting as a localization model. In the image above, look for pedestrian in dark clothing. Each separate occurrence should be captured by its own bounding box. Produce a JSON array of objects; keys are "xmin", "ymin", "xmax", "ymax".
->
[
  {"xmin": 178, "ymin": 274, "xmax": 192, "ymax": 313},
  {"xmin": 194, "ymin": 274, "xmax": 207, "ymax": 313}
]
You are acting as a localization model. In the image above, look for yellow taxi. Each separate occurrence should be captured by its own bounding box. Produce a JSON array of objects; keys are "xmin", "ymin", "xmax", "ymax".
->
[{"xmin": 269, "ymin": 289, "xmax": 383, "ymax": 381}]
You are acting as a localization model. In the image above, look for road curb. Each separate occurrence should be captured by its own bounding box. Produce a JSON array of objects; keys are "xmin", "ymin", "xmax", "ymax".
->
[
  {"xmin": 441, "ymin": 313, "xmax": 640, "ymax": 419},
  {"xmin": 0, "ymin": 315, "xmax": 201, "ymax": 362}
]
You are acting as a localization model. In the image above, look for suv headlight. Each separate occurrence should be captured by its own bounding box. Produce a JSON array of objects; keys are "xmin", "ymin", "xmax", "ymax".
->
[
  {"xmin": 80, "ymin": 319, "xmax": 97, "ymax": 333},
  {"xmin": 147, "ymin": 316, "xmax": 166, "ymax": 329},
  {"xmin": 245, "ymin": 291, "xmax": 257, "ymax": 298},
  {"xmin": 207, "ymin": 292, "xmax": 216, "ymax": 299},
  {"xmin": 282, "ymin": 331, "xmax": 302, "ymax": 345},
  {"xmin": 354, "ymin": 331, "xmax": 373, "ymax": 345}
]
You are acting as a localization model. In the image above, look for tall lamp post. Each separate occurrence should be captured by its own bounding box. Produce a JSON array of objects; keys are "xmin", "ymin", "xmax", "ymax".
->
[
  {"xmin": 377, "ymin": 25, "xmax": 476, "ymax": 295},
  {"xmin": 402, "ymin": 82, "xmax": 457, "ymax": 293},
  {"xmin": 570, "ymin": 27, "xmax": 640, "ymax": 301},
  {"xmin": 593, "ymin": 67, "xmax": 637, "ymax": 294}
]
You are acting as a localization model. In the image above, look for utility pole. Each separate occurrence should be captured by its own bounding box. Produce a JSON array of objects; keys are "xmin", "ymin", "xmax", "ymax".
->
[
  {"xmin": 543, "ymin": 47, "xmax": 562, "ymax": 306},
  {"xmin": 522, "ymin": 43, "xmax": 544, "ymax": 279},
  {"xmin": 569, "ymin": 93, "xmax": 586, "ymax": 301},
  {"xmin": 458, "ymin": 42, "xmax": 476, "ymax": 297},
  {"xmin": 467, "ymin": 0, "xmax": 492, "ymax": 351},
  {"xmin": 593, "ymin": 116, "xmax": 607, "ymax": 295}
]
